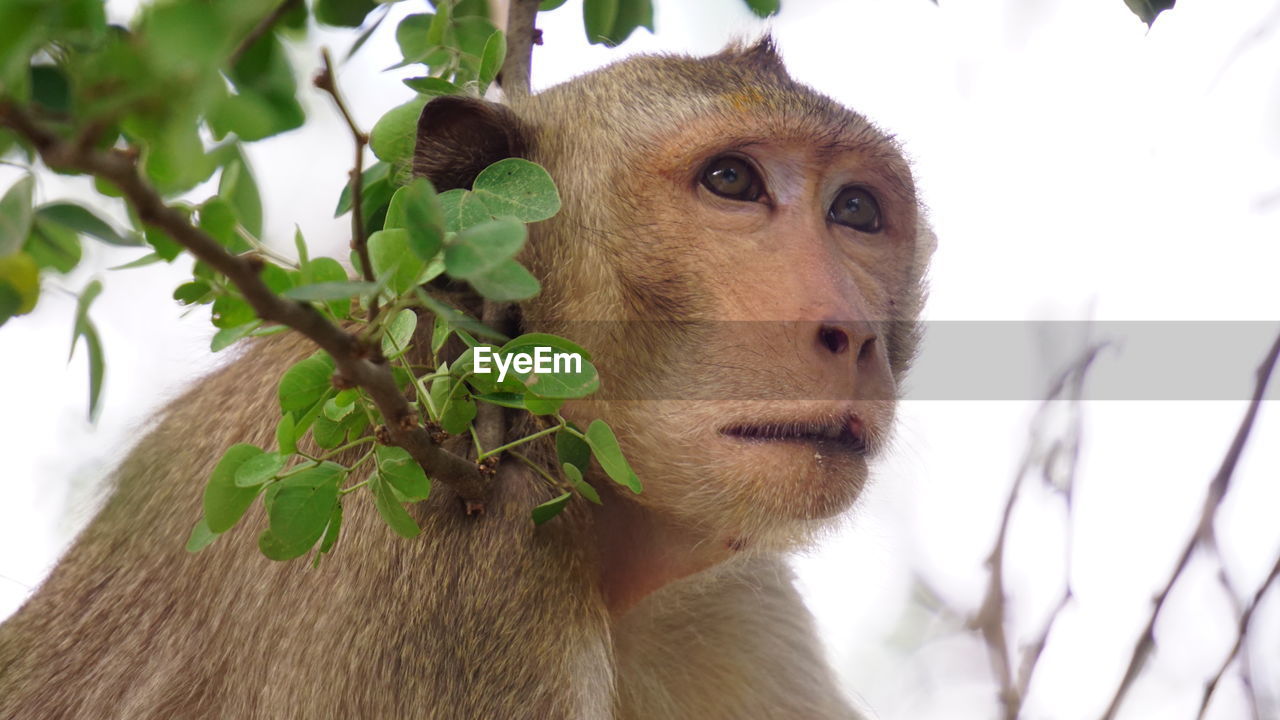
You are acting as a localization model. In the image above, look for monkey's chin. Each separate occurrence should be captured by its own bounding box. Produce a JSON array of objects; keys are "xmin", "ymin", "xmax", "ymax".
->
[{"xmin": 720, "ymin": 435, "xmax": 869, "ymax": 523}]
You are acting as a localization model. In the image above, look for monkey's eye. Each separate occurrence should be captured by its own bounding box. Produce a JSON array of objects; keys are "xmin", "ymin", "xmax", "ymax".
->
[
  {"xmin": 701, "ymin": 156, "xmax": 764, "ymax": 201},
  {"xmin": 829, "ymin": 187, "xmax": 882, "ymax": 233}
]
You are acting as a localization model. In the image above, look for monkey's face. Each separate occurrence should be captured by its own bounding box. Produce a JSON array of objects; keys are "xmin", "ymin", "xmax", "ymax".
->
[{"xmin": 527, "ymin": 111, "xmax": 930, "ymax": 551}]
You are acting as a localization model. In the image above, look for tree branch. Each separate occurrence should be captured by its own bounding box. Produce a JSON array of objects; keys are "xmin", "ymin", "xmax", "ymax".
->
[
  {"xmin": 231, "ymin": 0, "xmax": 302, "ymax": 68},
  {"xmin": 1099, "ymin": 329, "xmax": 1280, "ymax": 720},
  {"xmin": 313, "ymin": 48, "xmax": 378, "ymax": 319},
  {"xmin": 1198, "ymin": 551, "xmax": 1280, "ymax": 720},
  {"xmin": 500, "ymin": 0, "xmax": 542, "ymax": 99},
  {"xmin": 0, "ymin": 102, "xmax": 490, "ymax": 508}
]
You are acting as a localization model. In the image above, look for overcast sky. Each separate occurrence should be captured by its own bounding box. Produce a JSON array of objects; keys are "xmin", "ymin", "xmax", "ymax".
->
[{"xmin": 2, "ymin": 1, "xmax": 1278, "ymax": 718}]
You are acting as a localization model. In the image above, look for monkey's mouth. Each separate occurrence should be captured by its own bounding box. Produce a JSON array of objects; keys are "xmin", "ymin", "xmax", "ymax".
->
[{"xmin": 719, "ymin": 416, "xmax": 867, "ymax": 454}]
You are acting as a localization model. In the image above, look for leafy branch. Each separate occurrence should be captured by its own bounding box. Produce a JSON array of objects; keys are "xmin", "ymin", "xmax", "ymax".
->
[{"xmin": 0, "ymin": 101, "xmax": 490, "ymax": 505}]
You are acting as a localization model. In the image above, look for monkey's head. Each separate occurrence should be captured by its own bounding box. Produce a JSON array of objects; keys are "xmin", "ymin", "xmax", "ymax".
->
[{"xmin": 415, "ymin": 38, "xmax": 934, "ymax": 553}]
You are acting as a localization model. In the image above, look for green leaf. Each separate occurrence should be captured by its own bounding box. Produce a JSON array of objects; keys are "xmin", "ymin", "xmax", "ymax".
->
[
  {"xmin": 302, "ymin": 256, "xmax": 352, "ymax": 319},
  {"xmin": 583, "ymin": 0, "xmax": 619, "ymax": 44},
  {"xmin": 322, "ymin": 396, "xmax": 355, "ymax": 422},
  {"xmin": 524, "ymin": 394, "xmax": 564, "ymax": 415},
  {"xmin": 186, "ymin": 517, "xmax": 218, "ymax": 553},
  {"xmin": 35, "ymin": 202, "xmax": 141, "ymax": 248},
  {"xmin": 199, "ymin": 198, "xmax": 251, "ymax": 254},
  {"xmin": 211, "ymin": 320, "xmax": 262, "ymax": 352},
  {"xmin": 204, "ymin": 444, "xmax": 266, "ymax": 533},
  {"xmin": 467, "ymin": 258, "xmax": 540, "ymax": 301},
  {"xmin": 472, "ymin": 159, "xmax": 561, "ymax": 222},
  {"xmin": 472, "ymin": 392, "xmax": 525, "ymax": 409},
  {"xmin": 395, "ymin": 13, "xmax": 434, "ymax": 62},
  {"xmin": 742, "ymin": 0, "xmax": 781, "ymax": 17},
  {"xmin": 563, "ymin": 462, "xmax": 601, "ymax": 504},
  {"xmin": 495, "ymin": 341, "xmax": 599, "ymax": 399},
  {"xmin": 278, "ymin": 352, "xmax": 336, "ymax": 412},
  {"xmin": 211, "ymin": 294, "xmax": 255, "ymax": 329},
  {"xmin": 283, "ymin": 281, "xmax": 377, "ymax": 302},
  {"xmin": 67, "ymin": 279, "xmax": 102, "ymax": 418},
  {"xmin": 430, "ymin": 375, "xmax": 477, "ymax": 434},
  {"xmin": 427, "ymin": 1, "xmax": 450, "ymax": 45},
  {"xmin": 370, "ymin": 97, "xmax": 428, "ymax": 168},
  {"xmin": 501, "ymin": 333, "xmax": 593, "ymax": 361},
  {"xmin": 315, "ymin": 0, "xmax": 378, "ymax": 27},
  {"xmin": 372, "ymin": 474, "xmax": 421, "ymax": 538},
  {"xmin": 403, "ymin": 76, "xmax": 461, "ymax": 95},
  {"xmin": 532, "ymin": 491, "xmax": 572, "ymax": 525},
  {"xmin": 218, "ymin": 152, "xmax": 263, "ymax": 238},
  {"xmin": 80, "ymin": 320, "xmax": 105, "ymax": 422},
  {"xmin": 335, "ymin": 161, "xmax": 391, "ymax": 217},
  {"xmin": 1123, "ymin": 0, "xmax": 1174, "ymax": 25},
  {"xmin": 385, "ymin": 178, "xmax": 444, "ymax": 261},
  {"xmin": 585, "ymin": 420, "xmax": 641, "ymax": 493},
  {"xmin": 431, "ymin": 312, "xmax": 451, "ymax": 354},
  {"xmin": 311, "ymin": 413, "xmax": 345, "ymax": 449},
  {"xmin": 445, "ymin": 219, "xmax": 525, "ymax": 279},
  {"xmin": 0, "ymin": 284, "xmax": 19, "ymax": 328},
  {"xmin": 381, "ymin": 308, "xmax": 418, "ymax": 359},
  {"xmin": 478, "ymin": 30, "xmax": 506, "ymax": 90},
  {"xmin": 606, "ymin": 0, "xmax": 653, "ymax": 45},
  {"xmin": 414, "ymin": 292, "xmax": 509, "ymax": 343},
  {"xmin": 376, "ymin": 446, "xmax": 431, "ymax": 502},
  {"xmin": 318, "ymin": 501, "xmax": 343, "ymax": 554},
  {"xmin": 437, "ymin": 189, "xmax": 493, "ymax": 232},
  {"xmin": 293, "ymin": 226, "xmax": 310, "ymax": 266},
  {"xmin": 539, "ymin": 0, "xmax": 570, "ymax": 10},
  {"xmin": 259, "ymin": 463, "xmax": 343, "ymax": 560},
  {"xmin": 276, "ymin": 413, "xmax": 298, "ymax": 455},
  {"xmin": 234, "ymin": 451, "xmax": 287, "ymax": 487},
  {"xmin": 30, "ymin": 64, "xmax": 69, "ymax": 114},
  {"xmin": 173, "ymin": 281, "xmax": 212, "ymax": 305},
  {"xmin": 25, "ymin": 218, "xmax": 81, "ymax": 274},
  {"xmin": 369, "ymin": 228, "xmax": 427, "ymax": 295},
  {"xmin": 0, "ymin": 252, "xmax": 38, "ymax": 317},
  {"xmin": 556, "ymin": 427, "xmax": 591, "ymax": 475},
  {"xmin": 0, "ymin": 175, "xmax": 34, "ymax": 257}
]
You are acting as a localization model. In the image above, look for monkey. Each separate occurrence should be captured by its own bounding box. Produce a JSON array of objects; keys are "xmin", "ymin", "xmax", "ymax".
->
[{"xmin": 0, "ymin": 37, "xmax": 933, "ymax": 719}]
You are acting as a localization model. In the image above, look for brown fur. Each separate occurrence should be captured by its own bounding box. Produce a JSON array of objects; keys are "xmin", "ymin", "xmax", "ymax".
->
[{"xmin": 0, "ymin": 39, "xmax": 931, "ymax": 719}]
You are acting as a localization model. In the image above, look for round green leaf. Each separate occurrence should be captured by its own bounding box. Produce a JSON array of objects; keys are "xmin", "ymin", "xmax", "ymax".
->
[
  {"xmin": 370, "ymin": 97, "xmax": 427, "ymax": 167},
  {"xmin": 259, "ymin": 463, "xmax": 343, "ymax": 560},
  {"xmin": 0, "ymin": 252, "xmax": 39, "ymax": 315},
  {"xmin": 467, "ymin": 258, "xmax": 541, "ymax": 302},
  {"xmin": 472, "ymin": 159, "xmax": 561, "ymax": 222},
  {"xmin": 376, "ymin": 446, "xmax": 431, "ymax": 502},
  {"xmin": 203, "ymin": 443, "xmax": 265, "ymax": 533},
  {"xmin": 381, "ymin": 308, "xmax": 418, "ymax": 359},
  {"xmin": 444, "ymin": 219, "xmax": 526, "ymax": 279},
  {"xmin": 278, "ymin": 352, "xmax": 336, "ymax": 412},
  {"xmin": 234, "ymin": 451, "xmax": 287, "ymax": 487}
]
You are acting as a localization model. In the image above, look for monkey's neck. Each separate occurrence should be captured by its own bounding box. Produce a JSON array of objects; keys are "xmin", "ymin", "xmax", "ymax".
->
[{"xmin": 592, "ymin": 490, "xmax": 732, "ymax": 616}]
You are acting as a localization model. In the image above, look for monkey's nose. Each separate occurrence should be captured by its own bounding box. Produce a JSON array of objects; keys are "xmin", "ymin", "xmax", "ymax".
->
[{"xmin": 816, "ymin": 323, "xmax": 879, "ymax": 365}]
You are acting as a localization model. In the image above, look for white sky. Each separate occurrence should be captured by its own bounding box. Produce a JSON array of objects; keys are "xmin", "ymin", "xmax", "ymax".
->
[{"xmin": 1, "ymin": 1, "xmax": 1278, "ymax": 718}]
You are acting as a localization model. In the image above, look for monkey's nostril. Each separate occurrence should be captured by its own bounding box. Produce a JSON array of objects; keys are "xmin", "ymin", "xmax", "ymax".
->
[
  {"xmin": 857, "ymin": 335, "xmax": 877, "ymax": 365},
  {"xmin": 817, "ymin": 325, "xmax": 850, "ymax": 355}
]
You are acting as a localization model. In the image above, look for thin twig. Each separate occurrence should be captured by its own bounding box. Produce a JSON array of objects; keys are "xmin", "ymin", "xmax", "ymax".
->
[
  {"xmin": 0, "ymin": 103, "xmax": 489, "ymax": 508},
  {"xmin": 500, "ymin": 0, "xmax": 542, "ymax": 98},
  {"xmin": 313, "ymin": 48, "xmax": 378, "ymax": 320},
  {"xmin": 1197, "ymin": 551, "xmax": 1280, "ymax": 720},
  {"xmin": 971, "ymin": 342, "xmax": 1105, "ymax": 720},
  {"xmin": 231, "ymin": 0, "xmax": 302, "ymax": 68},
  {"xmin": 1099, "ymin": 329, "xmax": 1280, "ymax": 720}
]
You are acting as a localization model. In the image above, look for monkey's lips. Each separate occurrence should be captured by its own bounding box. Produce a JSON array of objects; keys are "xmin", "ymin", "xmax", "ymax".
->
[{"xmin": 719, "ymin": 415, "xmax": 868, "ymax": 455}]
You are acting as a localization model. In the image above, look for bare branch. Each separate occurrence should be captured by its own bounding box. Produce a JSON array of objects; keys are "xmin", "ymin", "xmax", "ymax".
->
[
  {"xmin": 313, "ymin": 48, "xmax": 378, "ymax": 319},
  {"xmin": 1099, "ymin": 330, "xmax": 1280, "ymax": 720},
  {"xmin": 231, "ymin": 0, "xmax": 302, "ymax": 68},
  {"xmin": 1197, "ymin": 550, "xmax": 1280, "ymax": 720},
  {"xmin": 501, "ymin": 0, "xmax": 542, "ymax": 98},
  {"xmin": 0, "ymin": 102, "xmax": 490, "ymax": 507},
  {"xmin": 970, "ymin": 342, "xmax": 1104, "ymax": 719}
]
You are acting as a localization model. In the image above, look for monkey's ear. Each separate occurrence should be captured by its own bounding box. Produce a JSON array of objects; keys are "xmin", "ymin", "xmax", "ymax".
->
[{"xmin": 413, "ymin": 96, "xmax": 529, "ymax": 191}]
